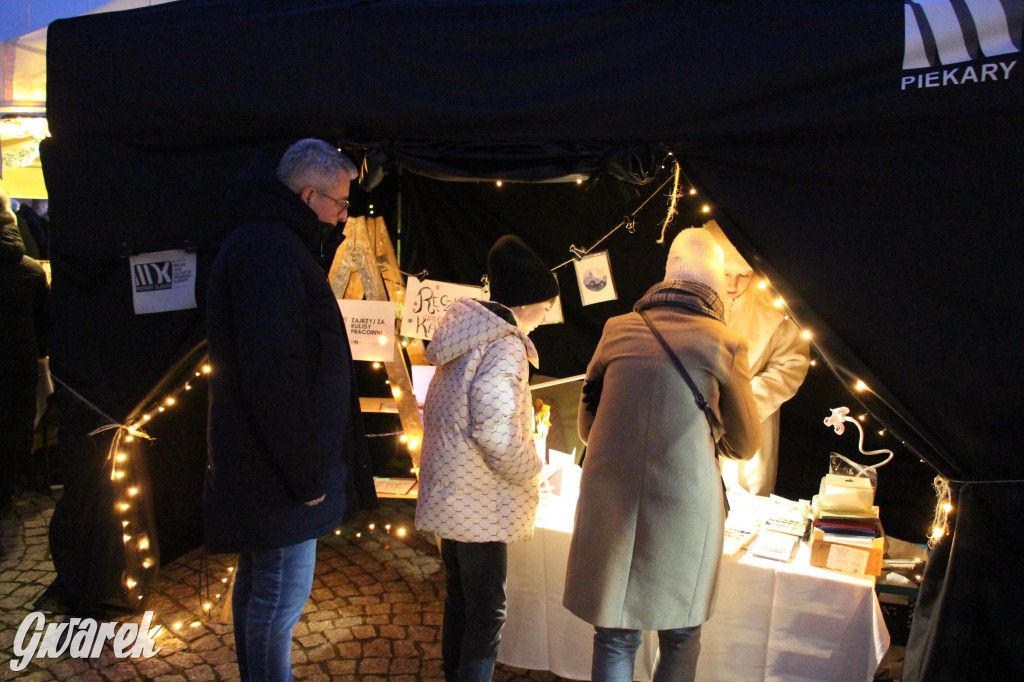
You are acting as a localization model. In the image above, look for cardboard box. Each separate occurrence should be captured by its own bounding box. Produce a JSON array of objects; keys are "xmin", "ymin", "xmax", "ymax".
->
[{"xmin": 809, "ymin": 528, "xmax": 885, "ymax": 576}]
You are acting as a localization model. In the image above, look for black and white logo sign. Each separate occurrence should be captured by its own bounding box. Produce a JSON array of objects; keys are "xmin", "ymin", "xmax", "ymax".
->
[
  {"xmin": 902, "ymin": 0, "xmax": 1020, "ymax": 89},
  {"xmin": 129, "ymin": 249, "xmax": 197, "ymax": 314}
]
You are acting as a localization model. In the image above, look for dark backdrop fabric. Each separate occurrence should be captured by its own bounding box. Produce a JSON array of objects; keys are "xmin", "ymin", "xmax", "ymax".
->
[{"xmin": 40, "ymin": 0, "xmax": 1024, "ymax": 676}]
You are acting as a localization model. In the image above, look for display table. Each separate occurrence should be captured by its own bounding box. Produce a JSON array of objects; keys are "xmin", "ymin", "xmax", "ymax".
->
[{"xmin": 499, "ymin": 492, "xmax": 889, "ymax": 681}]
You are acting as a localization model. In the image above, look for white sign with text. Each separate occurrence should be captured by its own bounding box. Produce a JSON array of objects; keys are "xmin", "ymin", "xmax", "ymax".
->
[
  {"xmin": 337, "ymin": 299, "xmax": 397, "ymax": 362},
  {"xmin": 130, "ymin": 249, "xmax": 197, "ymax": 315}
]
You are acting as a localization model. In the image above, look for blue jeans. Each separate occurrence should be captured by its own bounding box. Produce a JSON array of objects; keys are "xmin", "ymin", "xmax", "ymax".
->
[
  {"xmin": 440, "ymin": 539, "xmax": 508, "ymax": 682},
  {"xmin": 232, "ymin": 538, "xmax": 317, "ymax": 681},
  {"xmin": 592, "ymin": 625, "xmax": 702, "ymax": 682}
]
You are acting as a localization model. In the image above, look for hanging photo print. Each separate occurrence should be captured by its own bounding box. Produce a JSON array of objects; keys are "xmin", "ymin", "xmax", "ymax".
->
[
  {"xmin": 337, "ymin": 299, "xmax": 397, "ymax": 362},
  {"xmin": 400, "ymin": 276, "xmax": 484, "ymax": 341},
  {"xmin": 573, "ymin": 250, "xmax": 618, "ymax": 306},
  {"xmin": 130, "ymin": 249, "xmax": 197, "ymax": 315}
]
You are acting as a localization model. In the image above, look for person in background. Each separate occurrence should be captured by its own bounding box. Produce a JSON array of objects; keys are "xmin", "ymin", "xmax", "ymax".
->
[
  {"xmin": 16, "ymin": 199, "xmax": 49, "ymax": 260},
  {"xmin": 205, "ymin": 139, "xmax": 377, "ymax": 682},
  {"xmin": 11, "ymin": 198, "xmax": 40, "ymax": 260},
  {"xmin": 563, "ymin": 227, "xmax": 761, "ymax": 682},
  {"xmin": 415, "ymin": 234, "xmax": 559, "ymax": 682},
  {"xmin": 0, "ymin": 188, "xmax": 51, "ymax": 529},
  {"xmin": 704, "ymin": 220, "xmax": 810, "ymax": 496}
]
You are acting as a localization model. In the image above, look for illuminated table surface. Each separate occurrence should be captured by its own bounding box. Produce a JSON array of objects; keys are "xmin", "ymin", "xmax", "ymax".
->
[{"xmin": 499, "ymin": 492, "xmax": 889, "ymax": 682}]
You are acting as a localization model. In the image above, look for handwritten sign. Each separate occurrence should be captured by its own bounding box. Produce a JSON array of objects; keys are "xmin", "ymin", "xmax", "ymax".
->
[
  {"xmin": 400, "ymin": 277, "xmax": 483, "ymax": 341},
  {"xmin": 336, "ymin": 299, "xmax": 397, "ymax": 362},
  {"xmin": 130, "ymin": 249, "xmax": 197, "ymax": 315}
]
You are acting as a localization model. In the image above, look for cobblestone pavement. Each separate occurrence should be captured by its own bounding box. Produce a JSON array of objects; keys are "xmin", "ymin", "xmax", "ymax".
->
[{"xmin": 1, "ymin": 490, "xmax": 572, "ymax": 681}]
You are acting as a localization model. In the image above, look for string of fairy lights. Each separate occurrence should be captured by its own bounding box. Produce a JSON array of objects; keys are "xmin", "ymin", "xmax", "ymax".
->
[{"xmin": 60, "ymin": 355, "xmax": 419, "ymax": 631}]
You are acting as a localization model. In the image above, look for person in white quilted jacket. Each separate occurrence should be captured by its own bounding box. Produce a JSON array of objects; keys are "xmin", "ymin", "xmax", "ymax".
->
[{"xmin": 415, "ymin": 234, "xmax": 559, "ymax": 682}]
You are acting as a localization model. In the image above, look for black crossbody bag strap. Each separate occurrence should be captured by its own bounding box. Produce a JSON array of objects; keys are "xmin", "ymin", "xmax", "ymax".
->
[{"xmin": 639, "ymin": 310, "xmax": 731, "ymax": 512}]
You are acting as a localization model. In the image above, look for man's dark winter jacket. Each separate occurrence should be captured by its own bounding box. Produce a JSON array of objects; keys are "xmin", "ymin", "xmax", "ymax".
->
[{"xmin": 204, "ymin": 153, "xmax": 376, "ymax": 554}]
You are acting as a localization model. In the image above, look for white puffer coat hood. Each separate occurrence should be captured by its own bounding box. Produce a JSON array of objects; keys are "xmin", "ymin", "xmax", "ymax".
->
[{"xmin": 415, "ymin": 298, "xmax": 543, "ymax": 543}]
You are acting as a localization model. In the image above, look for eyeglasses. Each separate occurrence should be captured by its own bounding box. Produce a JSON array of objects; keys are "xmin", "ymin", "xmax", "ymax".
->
[{"xmin": 312, "ymin": 187, "xmax": 351, "ymax": 212}]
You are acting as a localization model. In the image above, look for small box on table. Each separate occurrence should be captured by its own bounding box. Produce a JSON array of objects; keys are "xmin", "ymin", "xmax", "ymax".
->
[{"xmin": 809, "ymin": 528, "xmax": 885, "ymax": 576}]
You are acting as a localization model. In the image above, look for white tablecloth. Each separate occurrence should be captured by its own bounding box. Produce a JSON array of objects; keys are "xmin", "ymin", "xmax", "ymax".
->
[{"xmin": 499, "ymin": 494, "xmax": 890, "ymax": 681}]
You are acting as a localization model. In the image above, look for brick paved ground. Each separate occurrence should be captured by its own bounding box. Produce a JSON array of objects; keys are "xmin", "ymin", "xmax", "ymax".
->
[{"xmin": 0, "ymin": 490, "xmax": 572, "ymax": 681}]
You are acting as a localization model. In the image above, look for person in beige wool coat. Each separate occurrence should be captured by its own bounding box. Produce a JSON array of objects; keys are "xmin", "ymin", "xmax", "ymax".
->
[
  {"xmin": 563, "ymin": 228, "xmax": 761, "ymax": 682},
  {"xmin": 415, "ymin": 234, "xmax": 559, "ymax": 682}
]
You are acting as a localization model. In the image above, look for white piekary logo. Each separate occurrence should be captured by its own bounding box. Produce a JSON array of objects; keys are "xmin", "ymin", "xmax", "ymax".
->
[{"xmin": 10, "ymin": 611, "xmax": 162, "ymax": 672}]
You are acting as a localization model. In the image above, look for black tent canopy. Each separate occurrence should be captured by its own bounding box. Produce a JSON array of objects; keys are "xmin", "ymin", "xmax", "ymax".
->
[{"xmin": 40, "ymin": 1, "xmax": 1023, "ymax": 679}]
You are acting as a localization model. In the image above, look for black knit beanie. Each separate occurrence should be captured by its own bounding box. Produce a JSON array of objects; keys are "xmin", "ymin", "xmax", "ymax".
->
[{"xmin": 487, "ymin": 235, "xmax": 559, "ymax": 308}]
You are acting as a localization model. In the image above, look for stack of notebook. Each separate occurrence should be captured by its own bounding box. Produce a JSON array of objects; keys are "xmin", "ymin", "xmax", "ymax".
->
[{"xmin": 813, "ymin": 506, "xmax": 882, "ymax": 547}]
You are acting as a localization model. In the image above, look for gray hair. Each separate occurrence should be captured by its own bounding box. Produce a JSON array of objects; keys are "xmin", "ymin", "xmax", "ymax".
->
[{"xmin": 276, "ymin": 139, "xmax": 358, "ymax": 192}]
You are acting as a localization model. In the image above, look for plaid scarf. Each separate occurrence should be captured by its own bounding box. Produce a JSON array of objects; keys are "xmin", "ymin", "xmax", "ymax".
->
[{"xmin": 633, "ymin": 280, "xmax": 724, "ymax": 322}]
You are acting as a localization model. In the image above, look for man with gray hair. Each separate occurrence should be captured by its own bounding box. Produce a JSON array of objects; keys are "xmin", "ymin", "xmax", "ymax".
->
[{"xmin": 205, "ymin": 139, "xmax": 376, "ymax": 681}]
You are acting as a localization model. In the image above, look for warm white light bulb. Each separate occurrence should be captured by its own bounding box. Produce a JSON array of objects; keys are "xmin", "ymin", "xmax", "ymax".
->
[
  {"xmin": 378, "ymin": 335, "xmax": 387, "ymax": 345},
  {"xmin": 166, "ymin": 397, "xmax": 175, "ymax": 406},
  {"xmin": 496, "ymin": 180, "xmax": 503, "ymax": 188},
  {"xmin": 855, "ymin": 380, "xmax": 869, "ymax": 391},
  {"xmin": 943, "ymin": 503, "xmax": 952, "ymax": 513},
  {"xmin": 801, "ymin": 330, "xmax": 812, "ymax": 340}
]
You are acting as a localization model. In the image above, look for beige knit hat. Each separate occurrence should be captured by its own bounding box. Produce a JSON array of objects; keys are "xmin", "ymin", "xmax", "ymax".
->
[{"xmin": 665, "ymin": 227, "xmax": 725, "ymax": 291}]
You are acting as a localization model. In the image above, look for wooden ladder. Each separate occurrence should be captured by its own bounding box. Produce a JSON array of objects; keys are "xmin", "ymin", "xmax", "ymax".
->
[{"xmin": 327, "ymin": 215, "xmax": 425, "ymax": 471}]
